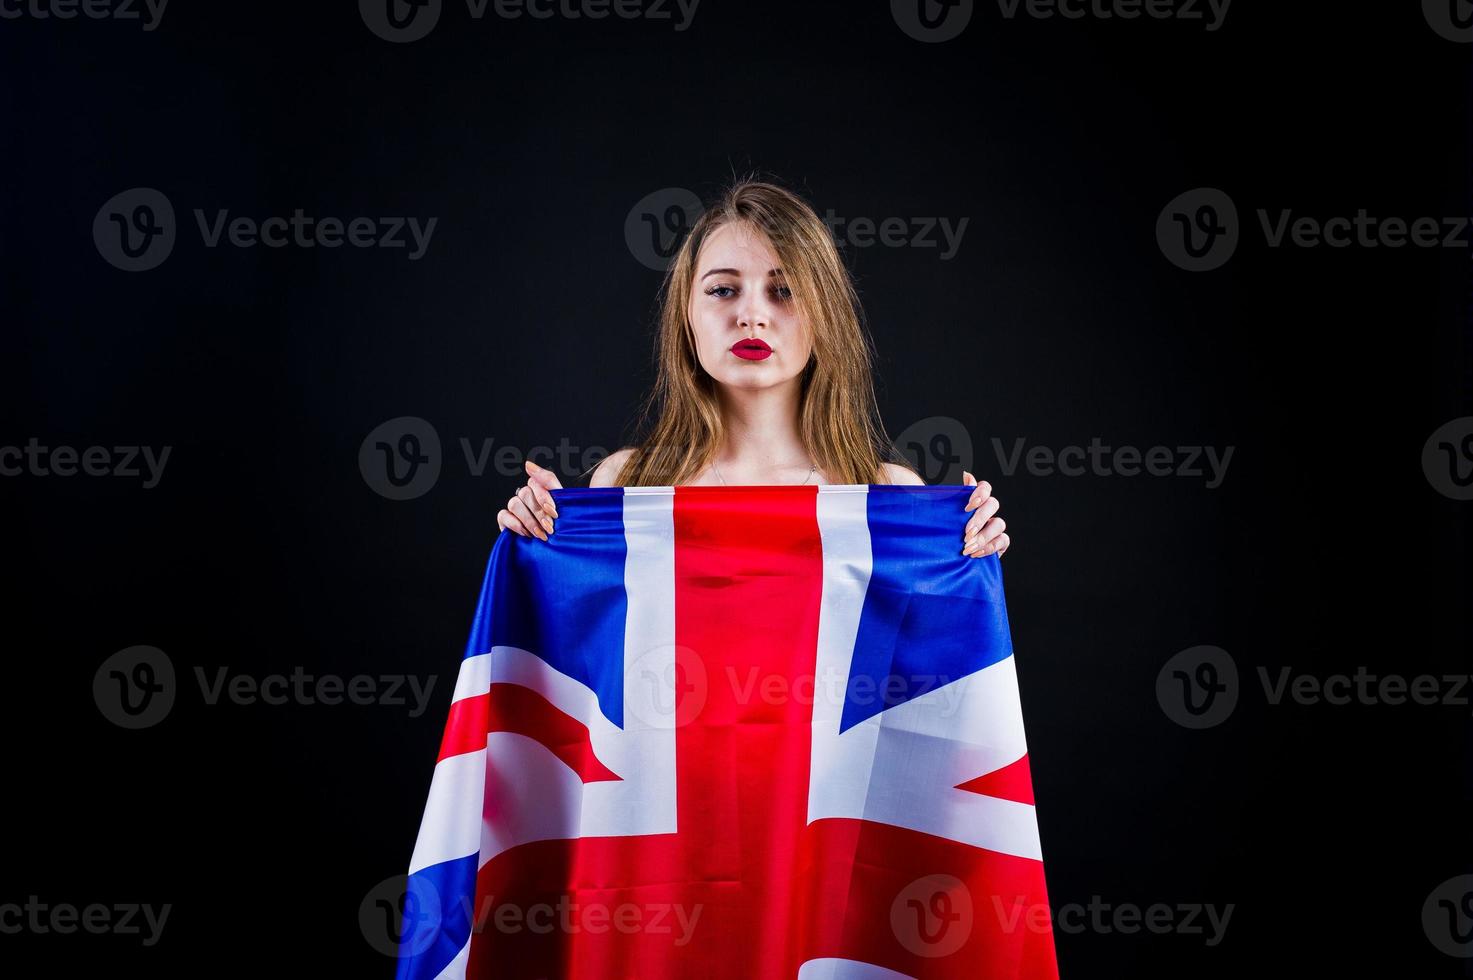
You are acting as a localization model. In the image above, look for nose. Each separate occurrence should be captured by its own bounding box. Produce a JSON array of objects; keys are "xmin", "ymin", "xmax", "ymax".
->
[{"xmin": 736, "ymin": 305, "xmax": 769, "ymax": 331}]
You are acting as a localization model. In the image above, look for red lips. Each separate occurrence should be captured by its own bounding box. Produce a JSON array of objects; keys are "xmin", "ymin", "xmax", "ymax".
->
[{"xmin": 731, "ymin": 338, "xmax": 773, "ymax": 360}]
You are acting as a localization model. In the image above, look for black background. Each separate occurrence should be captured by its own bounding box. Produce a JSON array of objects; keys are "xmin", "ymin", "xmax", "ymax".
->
[{"xmin": 3, "ymin": 1, "xmax": 1471, "ymax": 975}]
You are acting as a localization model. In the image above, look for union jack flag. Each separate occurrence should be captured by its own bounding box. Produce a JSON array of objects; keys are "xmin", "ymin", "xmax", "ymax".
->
[{"xmin": 397, "ymin": 484, "xmax": 1059, "ymax": 979}]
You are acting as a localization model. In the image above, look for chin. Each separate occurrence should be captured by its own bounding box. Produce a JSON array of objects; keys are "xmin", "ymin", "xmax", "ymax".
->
[{"xmin": 714, "ymin": 368, "xmax": 801, "ymax": 389}]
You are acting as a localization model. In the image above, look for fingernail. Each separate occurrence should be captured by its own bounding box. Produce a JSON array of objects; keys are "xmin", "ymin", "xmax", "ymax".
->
[{"xmin": 542, "ymin": 518, "xmax": 554, "ymax": 534}]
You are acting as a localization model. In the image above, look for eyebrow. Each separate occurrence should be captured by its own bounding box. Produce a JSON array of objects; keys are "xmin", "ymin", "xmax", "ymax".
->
[{"xmin": 700, "ymin": 267, "xmax": 785, "ymax": 281}]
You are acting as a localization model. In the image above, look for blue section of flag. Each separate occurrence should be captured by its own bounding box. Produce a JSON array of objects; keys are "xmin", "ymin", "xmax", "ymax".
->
[
  {"xmin": 394, "ymin": 854, "xmax": 478, "ymax": 980},
  {"xmin": 840, "ymin": 486, "xmax": 1015, "ymax": 733},
  {"xmin": 462, "ymin": 487, "xmax": 631, "ymax": 728}
]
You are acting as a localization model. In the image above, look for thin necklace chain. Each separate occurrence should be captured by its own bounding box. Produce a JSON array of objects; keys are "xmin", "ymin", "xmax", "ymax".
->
[{"xmin": 711, "ymin": 461, "xmax": 817, "ymax": 486}]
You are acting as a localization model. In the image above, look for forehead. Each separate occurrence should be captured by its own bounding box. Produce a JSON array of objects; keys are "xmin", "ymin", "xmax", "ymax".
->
[{"xmin": 697, "ymin": 221, "xmax": 781, "ymax": 269}]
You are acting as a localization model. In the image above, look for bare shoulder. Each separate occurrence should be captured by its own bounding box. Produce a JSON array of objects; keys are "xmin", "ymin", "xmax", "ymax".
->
[
  {"xmin": 879, "ymin": 462, "xmax": 926, "ymax": 485},
  {"xmin": 589, "ymin": 447, "xmax": 637, "ymax": 487}
]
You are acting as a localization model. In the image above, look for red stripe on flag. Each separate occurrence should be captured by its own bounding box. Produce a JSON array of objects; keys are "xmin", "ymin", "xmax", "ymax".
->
[
  {"xmin": 438, "ymin": 685, "xmax": 620, "ymax": 783},
  {"xmin": 437, "ymin": 691, "xmax": 489, "ymax": 763},
  {"xmin": 668, "ymin": 484, "xmax": 825, "ymax": 977},
  {"xmin": 486, "ymin": 683, "xmax": 621, "ymax": 783},
  {"xmin": 955, "ymin": 753, "xmax": 1035, "ymax": 805}
]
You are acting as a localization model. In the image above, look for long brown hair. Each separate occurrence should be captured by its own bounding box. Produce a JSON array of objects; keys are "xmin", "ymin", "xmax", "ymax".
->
[{"xmin": 596, "ymin": 177, "xmax": 915, "ymax": 487}]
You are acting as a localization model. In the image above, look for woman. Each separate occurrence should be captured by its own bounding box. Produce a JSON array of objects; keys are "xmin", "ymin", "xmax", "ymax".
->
[{"xmin": 495, "ymin": 178, "xmax": 1010, "ymax": 558}]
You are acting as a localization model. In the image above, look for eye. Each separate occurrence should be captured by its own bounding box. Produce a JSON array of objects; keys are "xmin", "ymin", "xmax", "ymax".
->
[
  {"xmin": 705, "ymin": 284, "xmax": 736, "ymax": 298},
  {"xmin": 771, "ymin": 284, "xmax": 793, "ymax": 301}
]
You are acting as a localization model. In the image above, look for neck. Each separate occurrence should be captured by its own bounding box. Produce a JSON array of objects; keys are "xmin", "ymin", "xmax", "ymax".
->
[{"xmin": 712, "ymin": 375, "xmax": 810, "ymax": 470}]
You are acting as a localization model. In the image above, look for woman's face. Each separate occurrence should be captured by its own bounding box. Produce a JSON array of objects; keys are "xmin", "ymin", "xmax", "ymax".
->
[{"xmin": 687, "ymin": 221, "xmax": 813, "ymax": 392}]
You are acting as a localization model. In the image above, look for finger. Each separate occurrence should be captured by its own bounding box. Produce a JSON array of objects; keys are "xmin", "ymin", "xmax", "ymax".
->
[
  {"xmin": 509, "ymin": 495, "xmax": 547, "ymax": 541},
  {"xmin": 515, "ymin": 486, "xmax": 554, "ymax": 537},
  {"xmin": 525, "ymin": 460, "xmax": 564, "ymax": 498},
  {"xmin": 965, "ymin": 496, "xmax": 1000, "ymax": 537},
  {"xmin": 995, "ymin": 532, "xmax": 1010, "ymax": 557},
  {"xmin": 963, "ymin": 479, "xmax": 993, "ymax": 512},
  {"xmin": 524, "ymin": 473, "xmax": 560, "ymax": 521},
  {"xmin": 964, "ymin": 496, "xmax": 1001, "ymax": 538},
  {"xmin": 964, "ymin": 517, "xmax": 1007, "ymax": 556},
  {"xmin": 502, "ymin": 500, "xmax": 539, "ymax": 538},
  {"xmin": 509, "ymin": 494, "xmax": 548, "ymax": 541},
  {"xmin": 496, "ymin": 508, "xmax": 530, "ymax": 537}
]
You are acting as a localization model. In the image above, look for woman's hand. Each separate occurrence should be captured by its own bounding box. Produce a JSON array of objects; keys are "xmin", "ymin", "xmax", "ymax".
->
[
  {"xmin": 496, "ymin": 460, "xmax": 562, "ymax": 541},
  {"xmin": 961, "ymin": 470, "xmax": 1009, "ymax": 558}
]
